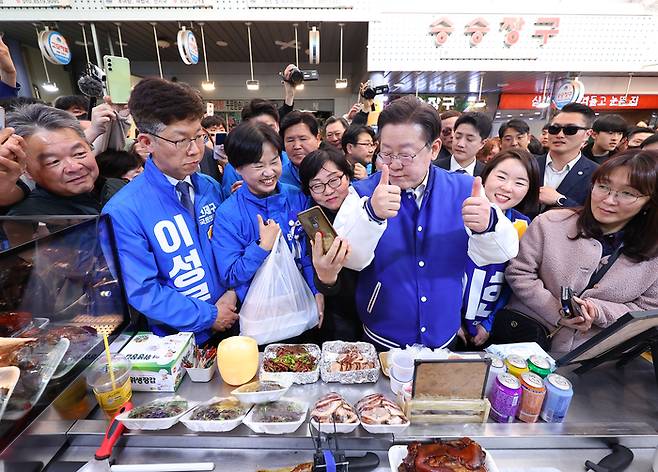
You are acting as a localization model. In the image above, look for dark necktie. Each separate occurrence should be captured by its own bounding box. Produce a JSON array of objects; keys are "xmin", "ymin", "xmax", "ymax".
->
[
  {"xmin": 454, "ymin": 168, "xmax": 467, "ymax": 174},
  {"xmin": 175, "ymin": 181, "xmax": 194, "ymax": 217}
]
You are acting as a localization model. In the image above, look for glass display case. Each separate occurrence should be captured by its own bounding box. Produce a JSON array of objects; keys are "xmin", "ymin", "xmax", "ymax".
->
[{"xmin": 0, "ymin": 215, "xmax": 131, "ymax": 452}]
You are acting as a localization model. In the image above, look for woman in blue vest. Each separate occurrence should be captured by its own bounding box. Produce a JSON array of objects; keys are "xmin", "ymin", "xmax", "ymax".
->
[
  {"xmin": 211, "ymin": 121, "xmax": 320, "ymax": 321},
  {"xmin": 460, "ymin": 148, "xmax": 541, "ymax": 347}
]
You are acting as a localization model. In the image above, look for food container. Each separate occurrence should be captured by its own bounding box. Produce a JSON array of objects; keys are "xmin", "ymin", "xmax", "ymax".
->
[
  {"xmin": 180, "ymin": 396, "xmax": 249, "ymax": 433},
  {"xmin": 116, "ymin": 396, "xmax": 194, "ymax": 430},
  {"xmin": 388, "ymin": 445, "xmax": 500, "ymax": 472},
  {"xmin": 86, "ymin": 354, "xmax": 132, "ymax": 418},
  {"xmin": 231, "ymin": 380, "xmax": 291, "ymax": 404},
  {"xmin": 121, "ymin": 332, "xmax": 194, "ymax": 392},
  {"xmin": 185, "ymin": 365, "xmax": 216, "ymax": 383},
  {"xmin": 217, "ymin": 336, "xmax": 259, "ymax": 386},
  {"xmin": 3, "ymin": 338, "xmax": 69, "ymax": 420},
  {"xmin": 356, "ymin": 393, "xmax": 410, "ymax": 435},
  {"xmin": 259, "ymin": 343, "xmax": 321, "ymax": 385},
  {"xmin": 310, "ymin": 393, "xmax": 359, "ymax": 434},
  {"xmin": 390, "ymin": 350, "xmax": 414, "ymax": 382},
  {"xmin": 0, "ymin": 366, "xmax": 20, "ymax": 421},
  {"xmin": 309, "ymin": 418, "xmax": 359, "ymax": 434},
  {"xmin": 242, "ymin": 400, "xmax": 308, "ymax": 435},
  {"xmin": 320, "ymin": 341, "xmax": 380, "ymax": 384}
]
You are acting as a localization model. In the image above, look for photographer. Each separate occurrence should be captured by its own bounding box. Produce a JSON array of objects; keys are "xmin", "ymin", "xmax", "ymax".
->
[{"xmin": 494, "ymin": 151, "xmax": 658, "ymax": 351}]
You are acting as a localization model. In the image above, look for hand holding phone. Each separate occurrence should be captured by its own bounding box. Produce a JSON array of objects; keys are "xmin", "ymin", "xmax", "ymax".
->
[
  {"xmin": 560, "ymin": 286, "xmax": 584, "ymax": 319},
  {"xmin": 103, "ymin": 55, "xmax": 131, "ymax": 104},
  {"xmin": 298, "ymin": 206, "xmax": 338, "ymax": 254}
]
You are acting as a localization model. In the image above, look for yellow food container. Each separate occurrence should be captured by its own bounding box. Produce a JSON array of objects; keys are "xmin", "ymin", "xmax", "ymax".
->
[{"xmin": 217, "ymin": 336, "xmax": 259, "ymax": 386}]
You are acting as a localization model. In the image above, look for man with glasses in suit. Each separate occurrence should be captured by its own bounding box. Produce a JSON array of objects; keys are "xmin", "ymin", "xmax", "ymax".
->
[{"xmin": 537, "ymin": 102, "xmax": 599, "ymax": 213}]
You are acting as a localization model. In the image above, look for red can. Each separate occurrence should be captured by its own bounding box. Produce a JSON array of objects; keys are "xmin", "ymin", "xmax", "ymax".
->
[{"xmin": 517, "ymin": 372, "xmax": 546, "ymax": 423}]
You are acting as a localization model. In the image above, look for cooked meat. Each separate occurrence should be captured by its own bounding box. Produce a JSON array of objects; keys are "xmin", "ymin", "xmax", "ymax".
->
[{"xmin": 398, "ymin": 438, "xmax": 487, "ymax": 472}]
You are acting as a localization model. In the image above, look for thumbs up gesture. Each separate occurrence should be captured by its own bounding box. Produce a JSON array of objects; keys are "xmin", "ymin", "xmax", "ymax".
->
[
  {"xmin": 462, "ymin": 176, "xmax": 492, "ymax": 233},
  {"xmin": 370, "ymin": 165, "xmax": 401, "ymax": 220}
]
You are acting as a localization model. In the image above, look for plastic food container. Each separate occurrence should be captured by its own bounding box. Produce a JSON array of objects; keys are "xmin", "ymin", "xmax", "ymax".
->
[
  {"xmin": 185, "ymin": 364, "xmax": 216, "ymax": 383},
  {"xmin": 320, "ymin": 341, "xmax": 380, "ymax": 384},
  {"xmin": 180, "ymin": 396, "xmax": 248, "ymax": 433},
  {"xmin": 231, "ymin": 380, "xmax": 290, "ymax": 404},
  {"xmin": 116, "ymin": 396, "xmax": 194, "ymax": 430},
  {"xmin": 242, "ymin": 400, "xmax": 308, "ymax": 435},
  {"xmin": 259, "ymin": 343, "xmax": 321, "ymax": 385}
]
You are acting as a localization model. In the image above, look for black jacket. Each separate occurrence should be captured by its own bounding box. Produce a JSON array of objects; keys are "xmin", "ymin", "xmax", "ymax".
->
[
  {"xmin": 199, "ymin": 147, "xmax": 222, "ymax": 184},
  {"xmin": 536, "ymin": 153, "xmax": 598, "ymax": 213},
  {"xmin": 432, "ymin": 155, "xmax": 485, "ymax": 177},
  {"xmin": 581, "ymin": 142, "xmax": 613, "ymax": 165}
]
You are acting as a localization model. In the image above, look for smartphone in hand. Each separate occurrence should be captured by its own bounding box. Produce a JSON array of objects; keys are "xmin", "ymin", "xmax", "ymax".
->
[
  {"xmin": 103, "ymin": 55, "xmax": 131, "ymax": 104},
  {"xmin": 298, "ymin": 206, "xmax": 338, "ymax": 254}
]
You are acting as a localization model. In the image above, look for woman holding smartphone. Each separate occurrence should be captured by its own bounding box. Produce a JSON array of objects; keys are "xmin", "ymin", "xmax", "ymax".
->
[
  {"xmin": 299, "ymin": 147, "xmax": 386, "ymax": 342},
  {"xmin": 495, "ymin": 150, "xmax": 658, "ymax": 352}
]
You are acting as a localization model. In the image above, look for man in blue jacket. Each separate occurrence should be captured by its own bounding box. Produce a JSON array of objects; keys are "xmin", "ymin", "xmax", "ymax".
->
[
  {"xmin": 103, "ymin": 78, "xmax": 237, "ymax": 345},
  {"xmin": 335, "ymin": 96, "xmax": 519, "ymax": 350}
]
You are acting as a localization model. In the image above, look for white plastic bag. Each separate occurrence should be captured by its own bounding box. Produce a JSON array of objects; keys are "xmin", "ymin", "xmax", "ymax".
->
[{"xmin": 239, "ymin": 233, "xmax": 318, "ymax": 344}]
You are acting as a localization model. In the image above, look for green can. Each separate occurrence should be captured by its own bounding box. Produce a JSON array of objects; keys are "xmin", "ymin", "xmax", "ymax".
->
[{"xmin": 527, "ymin": 355, "xmax": 552, "ymax": 378}]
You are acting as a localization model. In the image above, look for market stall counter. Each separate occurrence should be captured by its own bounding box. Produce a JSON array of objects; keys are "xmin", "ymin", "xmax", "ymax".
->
[{"xmin": 4, "ymin": 342, "xmax": 656, "ymax": 472}]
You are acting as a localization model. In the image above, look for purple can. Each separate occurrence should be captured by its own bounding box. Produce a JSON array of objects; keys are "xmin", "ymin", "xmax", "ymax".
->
[{"xmin": 489, "ymin": 372, "xmax": 522, "ymax": 423}]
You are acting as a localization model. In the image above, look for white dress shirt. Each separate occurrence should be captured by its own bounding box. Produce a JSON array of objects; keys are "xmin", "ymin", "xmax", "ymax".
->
[
  {"xmin": 164, "ymin": 174, "xmax": 196, "ymax": 204},
  {"xmin": 544, "ymin": 153, "xmax": 581, "ymax": 189},
  {"xmin": 405, "ymin": 171, "xmax": 430, "ymax": 208},
  {"xmin": 449, "ymin": 156, "xmax": 477, "ymax": 176}
]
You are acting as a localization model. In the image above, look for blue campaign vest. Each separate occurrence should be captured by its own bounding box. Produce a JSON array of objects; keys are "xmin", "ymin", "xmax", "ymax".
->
[
  {"xmin": 462, "ymin": 208, "xmax": 530, "ymax": 336},
  {"xmin": 102, "ymin": 159, "xmax": 226, "ymax": 344},
  {"xmin": 352, "ymin": 165, "xmax": 474, "ymax": 348},
  {"xmin": 211, "ymin": 182, "xmax": 313, "ymax": 302}
]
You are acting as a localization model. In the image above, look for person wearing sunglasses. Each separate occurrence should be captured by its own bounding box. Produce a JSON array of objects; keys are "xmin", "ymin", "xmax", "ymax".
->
[
  {"xmin": 495, "ymin": 150, "xmax": 658, "ymax": 352},
  {"xmin": 333, "ymin": 96, "xmax": 519, "ymax": 350},
  {"xmin": 536, "ymin": 102, "xmax": 599, "ymax": 215},
  {"xmin": 341, "ymin": 124, "xmax": 377, "ymax": 180},
  {"xmin": 103, "ymin": 78, "xmax": 237, "ymax": 347},
  {"xmin": 431, "ymin": 110, "xmax": 461, "ymax": 165}
]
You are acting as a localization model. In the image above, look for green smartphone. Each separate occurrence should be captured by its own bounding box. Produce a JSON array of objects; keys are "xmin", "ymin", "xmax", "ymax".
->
[{"xmin": 103, "ymin": 55, "xmax": 131, "ymax": 104}]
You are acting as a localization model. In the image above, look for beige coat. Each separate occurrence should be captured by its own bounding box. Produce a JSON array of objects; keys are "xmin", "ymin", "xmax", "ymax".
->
[{"xmin": 505, "ymin": 209, "xmax": 658, "ymax": 352}]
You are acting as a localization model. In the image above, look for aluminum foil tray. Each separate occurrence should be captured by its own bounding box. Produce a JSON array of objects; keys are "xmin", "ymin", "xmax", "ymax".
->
[
  {"xmin": 259, "ymin": 343, "xmax": 321, "ymax": 385},
  {"xmin": 320, "ymin": 341, "xmax": 381, "ymax": 384}
]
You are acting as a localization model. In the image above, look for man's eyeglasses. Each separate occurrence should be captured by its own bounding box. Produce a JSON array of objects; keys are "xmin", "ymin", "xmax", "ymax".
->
[
  {"xmin": 592, "ymin": 183, "xmax": 645, "ymax": 205},
  {"xmin": 309, "ymin": 174, "xmax": 345, "ymax": 194},
  {"xmin": 547, "ymin": 124, "xmax": 589, "ymax": 136},
  {"xmin": 355, "ymin": 142, "xmax": 376, "ymax": 148},
  {"xmin": 377, "ymin": 142, "xmax": 429, "ymax": 165},
  {"xmin": 149, "ymin": 132, "xmax": 209, "ymax": 150}
]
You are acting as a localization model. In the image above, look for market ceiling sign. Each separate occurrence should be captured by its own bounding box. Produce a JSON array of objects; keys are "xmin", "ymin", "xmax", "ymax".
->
[
  {"xmin": 247, "ymin": 0, "xmax": 354, "ymax": 7},
  {"xmin": 368, "ymin": 13, "xmax": 658, "ymax": 72},
  {"xmin": 429, "ymin": 16, "xmax": 559, "ymax": 49},
  {"xmin": 0, "ymin": 0, "xmax": 70, "ymax": 5}
]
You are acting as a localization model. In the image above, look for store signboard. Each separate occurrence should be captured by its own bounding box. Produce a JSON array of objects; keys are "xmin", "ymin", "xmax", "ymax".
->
[
  {"xmin": 0, "ymin": 0, "xmax": 70, "ymax": 6},
  {"xmin": 37, "ymin": 30, "xmax": 71, "ymax": 65},
  {"xmin": 499, "ymin": 93, "xmax": 658, "ymax": 110},
  {"xmin": 553, "ymin": 79, "xmax": 584, "ymax": 110},
  {"xmin": 104, "ymin": 0, "xmax": 209, "ymax": 7},
  {"xmin": 177, "ymin": 29, "xmax": 199, "ymax": 65},
  {"xmin": 368, "ymin": 14, "xmax": 658, "ymax": 72}
]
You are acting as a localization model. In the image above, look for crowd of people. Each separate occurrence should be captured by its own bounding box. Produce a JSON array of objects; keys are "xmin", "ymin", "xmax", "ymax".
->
[{"xmin": 1, "ymin": 43, "xmax": 657, "ymax": 352}]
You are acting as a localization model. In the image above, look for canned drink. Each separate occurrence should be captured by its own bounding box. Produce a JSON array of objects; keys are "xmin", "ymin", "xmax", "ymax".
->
[
  {"xmin": 517, "ymin": 372, "xmax": 546, "ymax": 423},
  {"xmin": 484, "ymin": 357, "xmax": 506, "ymax": 399},
  {"xmin": 541, "ymin": 374, "xmax": 574, "ymax": 423},
  {"xmin": 528, "ymin": 355, "xmax": 552, "ymax": 378},
  {"xmin": 489, "ymin": 372, "xmax": 522, "ymax": 423},
  {"xmin": 505, "ymin": 354, "xmax": 529, "ymax": 379}
]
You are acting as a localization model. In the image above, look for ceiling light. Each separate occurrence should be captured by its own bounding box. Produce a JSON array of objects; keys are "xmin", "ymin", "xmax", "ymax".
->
[
  {"xmin": 534, "ymin": 111, "xmax": 541, "ymax": 115},
  {"xmin": 42, "ymin": 81, "xmax": 59, "ymax": 92},
  {"xmin": 157, "ymin": 39, "xmax": 171, "ymax": 49},
  {"xmin": 201, "ymin": 80, "xmax": 215, "ymax": 91},
  {"xmin": 216, "ymin": 40, "xmax": 228, "ymax": 47},
  {"xmin": 519, "ymin": 113, "xmax": 524, "ymax": 116},
  {"xmin": 506, "ymin": 114, "xmax": 513, "ymax": 117},
  {"xmin": 529, "ymin": 117, "xmax": 534, "ymax": 120},
  {"xmin": 199, "ymin": 23, "xmax": 214, "ymax": 92},
  {"xmin": 497, "ymin": 82, "xmax": 509, "ymax": 87},
  {"xmin": 246, "ymin": 79, "xmax": 260, "ymax": 91},
  {"xmin": 335, "ymin": 78, "xmax": 348, "ymax": 89}
]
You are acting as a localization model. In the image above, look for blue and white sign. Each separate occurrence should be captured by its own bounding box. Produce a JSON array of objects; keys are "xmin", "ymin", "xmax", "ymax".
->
[
  {"xmin": 43, "ymin": 30, "xmax": 71, "ymax": 65},
  {"xmin": 553, "ymin": 79, "xmax": 584, "ymax": 110},
  {"xmin": 177, "ymin": 29, "xmax": 199, "ymax": 65}
]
